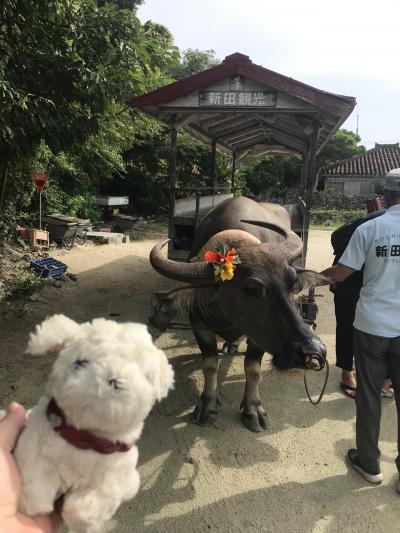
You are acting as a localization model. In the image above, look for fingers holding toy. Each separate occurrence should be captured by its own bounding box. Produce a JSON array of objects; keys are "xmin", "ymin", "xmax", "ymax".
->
[
  {"xmin": 0, "ymin": 403, "xmax": 62, "ymax": 533},
  {"xmin": 0, "ymin": 402, "xmax": 27, "ymax": 451},
  {"xmin": 0, "ymin": 402, "xmax": 27, "ymax": 513}
]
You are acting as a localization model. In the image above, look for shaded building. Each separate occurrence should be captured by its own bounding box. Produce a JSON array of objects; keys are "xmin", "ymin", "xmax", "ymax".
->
[{"xmin": 320, "ymin": 143, "xmax": 400, "ymax": 194}]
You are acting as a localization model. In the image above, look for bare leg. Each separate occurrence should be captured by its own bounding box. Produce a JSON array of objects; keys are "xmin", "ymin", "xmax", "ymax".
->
[
  {"xmin": 382, "ymin": 378, "xmax": 394, "ymax": 398},
  {"xmin": 342, "ymin": 369, "xmax": 357, "ymax": 398},
  {"xmin": 241, "ymin": 340, "xmax": 270, "ymax": 432}
]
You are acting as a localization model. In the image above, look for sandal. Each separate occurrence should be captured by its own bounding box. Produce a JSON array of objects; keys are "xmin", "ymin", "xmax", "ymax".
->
[
  {"xmin": 340, "ymin": 382, "xmax": 356, "ymax": 399},
  {"xmin": 381, "ymin": 388, "xmax": 394, "ymax": 399}
]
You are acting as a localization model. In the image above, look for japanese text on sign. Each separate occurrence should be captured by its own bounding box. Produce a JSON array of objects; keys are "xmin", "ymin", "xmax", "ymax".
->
[{"xmin": 199, "ymin": 91, "xmax": 277, "ymax": 107}]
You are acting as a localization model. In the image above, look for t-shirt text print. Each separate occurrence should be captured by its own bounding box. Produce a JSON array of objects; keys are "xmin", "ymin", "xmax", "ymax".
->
[
  {"xmin": 375, "ymin": 234, "xmax": 400, "ymax": 262},
  {"xmin": 339, "ymin": 205, "xmax": 400, "ymax": 337}
]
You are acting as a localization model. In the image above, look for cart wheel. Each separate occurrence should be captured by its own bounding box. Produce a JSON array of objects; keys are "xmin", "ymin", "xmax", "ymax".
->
[
  {"xmin": 62, "ymin": 238, "xmax": 74, "ymax": 250},
  {"xmin": 74, "ymin": 233, "xmax": 85, "ymax": 245}
]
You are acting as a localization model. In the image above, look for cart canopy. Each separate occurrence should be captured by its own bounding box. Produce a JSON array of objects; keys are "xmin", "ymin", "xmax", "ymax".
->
[{"xmin": 129, "ymin": 53, "xmax": 356, "ymax": 158}]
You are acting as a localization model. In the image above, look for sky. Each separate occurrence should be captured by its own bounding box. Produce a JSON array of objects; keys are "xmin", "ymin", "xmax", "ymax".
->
[{"xmin": 138, "ymin": 0, "xmax": 400, "ymax": 150}]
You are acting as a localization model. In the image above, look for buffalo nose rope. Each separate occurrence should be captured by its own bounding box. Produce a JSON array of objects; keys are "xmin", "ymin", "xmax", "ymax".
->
[{"xmin": 304, "ymin": 359, "xmax": 330, "ymax": 405}]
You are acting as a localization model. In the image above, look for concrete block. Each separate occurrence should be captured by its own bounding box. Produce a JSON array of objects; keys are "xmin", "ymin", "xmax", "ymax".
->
[{"xmin": 107, "ymin": 235, "xmax": 123, "ymax": 245}]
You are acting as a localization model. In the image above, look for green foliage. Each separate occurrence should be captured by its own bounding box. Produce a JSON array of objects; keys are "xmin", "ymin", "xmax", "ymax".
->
[
  {"xmin": 310, "ymin": 209, "xmax": 366, "ymax": 227},
  {"xmin": 374, "ymin": 179, "xmax": 385, "ymax": 195},
  {"xmin": 0, "ymin": 0, "xmax": 152, "ymax": 162},
  {"xmin": 170, "ymin": 48, "xmax": 219, "ymax": 79},
  {"xmin": 143, "ymin": 21, "xmax": 179, "ymax": 83},
  {"xmin": 176, "ymin": 134, "xmax": 230, "ymax": 189},
  {"xmin": 238, "ymin": 155, "xmax": 301, "ymax": 197},
  {"xmin": 311, "ymin": 189, "xmax": 371, "ymax": 210},
  {"xmin": 10, "ymin": 270, "xmax": 43, "ymax": 294},
  {"xmin": 1, "ymin": 1, "xmax": 371, "ymax": 228},
  {"xmin": 0, "ymin": 1, "xmax": 180, "ymax": 218},
  {"xmin": 109, "ymin": 113, "xmax": 231, "ymax": 215},
  {"xmin": 318, "ymin": 129, "xmax": 366, "ymax": 171}
]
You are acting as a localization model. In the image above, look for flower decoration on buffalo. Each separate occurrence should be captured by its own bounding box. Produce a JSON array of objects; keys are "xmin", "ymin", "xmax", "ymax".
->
[{"xmin": 204, "ymin": 241, "xmax": 241, "ymax": 282}]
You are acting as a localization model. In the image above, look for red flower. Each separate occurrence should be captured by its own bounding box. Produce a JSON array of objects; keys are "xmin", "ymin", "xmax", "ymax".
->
[{"xmin": 205, "ymin": 251, "xmax": 219, "ymax": 263}]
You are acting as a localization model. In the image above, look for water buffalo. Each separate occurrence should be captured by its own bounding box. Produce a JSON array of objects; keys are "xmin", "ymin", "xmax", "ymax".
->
[{"xmin": 150, "ymin": 196, "xmax": 327, "ymax": 432}]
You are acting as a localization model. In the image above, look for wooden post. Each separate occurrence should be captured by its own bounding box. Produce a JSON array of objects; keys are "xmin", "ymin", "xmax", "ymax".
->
[
  {"xmin": 39, "ymin": 190, "xmax": 42, "ymax": 230},
  {"xmin": 168, "ymin": 123, "xmax": 177, "ymax": 241},
  {"xmin": 194, "ymin": 191, "xmax": 201, "ymax": 230},
  {"xmin": 300, "ymin": 157, "xmax": 308, "ymax": 197},
  {"xmin": 302, "ymin": 125, "xmax": 319, "ymax": 265},
  {"xmin": 0, "ymin": 166, "xmax": 8, "ymax": 212},
  {"xmin": 210, "ymin": 138, "xmax": 217, "ymax": 194},
  {"xmin": 231, "ymin": 151, "xmax": 236, "ymax": 192}
]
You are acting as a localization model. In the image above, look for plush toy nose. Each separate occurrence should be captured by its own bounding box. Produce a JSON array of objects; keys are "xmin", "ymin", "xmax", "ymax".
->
[{"xmin": 108, "ymin": 378, "xmax": 123, "ymax": 390}]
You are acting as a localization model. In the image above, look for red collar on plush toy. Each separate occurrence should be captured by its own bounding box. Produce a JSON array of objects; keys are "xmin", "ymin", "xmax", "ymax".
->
[{"xmin": 46, "ymin": 399, "xmax": 132, "ymax": 454}]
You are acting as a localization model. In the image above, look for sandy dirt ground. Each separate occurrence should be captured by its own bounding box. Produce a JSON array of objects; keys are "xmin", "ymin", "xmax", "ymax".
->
[{"xmin": 1, "ymin": 227, "xmax": 400, "ymax": 533}]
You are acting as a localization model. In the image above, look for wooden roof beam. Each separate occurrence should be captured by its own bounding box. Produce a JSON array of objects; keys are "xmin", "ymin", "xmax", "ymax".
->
[
  {"xmin": 231, "ymin": 133, "xmax": 271, "ymax": 150},
  {"xmin": 260, "ymin": 128, "xmax": 306, "ymax": 152},
  {"xmin": 197, "ymin": 112, "xmax": 237, "ymax": 129},
  {"xmin": 175, "ymin": 114, "xmax": 197, "ymax": 127},
  {"xmin": 208, "ymin": 116, "xmax": 255, "ymax": 136},
  {"xmin": 255, "ymin": 114, "xmax": 306, "ymax": 142},
  {"xmin": 224, "ymin": 126, "xmax": 267, "ymax": 143},
  {"xmin": 184, "ymin": 124, "xmax": 233, "ymax": 153}
]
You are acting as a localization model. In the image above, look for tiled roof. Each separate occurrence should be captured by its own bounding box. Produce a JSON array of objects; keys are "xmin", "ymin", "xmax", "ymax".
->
[
  {"xmin": 323, "ymin": 143, "xmax": 400, "ymax": 177},
  {"xmin": 130, "ymin": 53, "xmax": 356, "ymax": 116}
]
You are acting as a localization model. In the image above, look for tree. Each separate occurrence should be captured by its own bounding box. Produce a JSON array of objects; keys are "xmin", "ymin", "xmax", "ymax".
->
[
  {"xmin": 0, "ymin": 0, "xmax": 178, "ymax": 209},
  {"xmin": 317, "ymin": 129, "xmax": 366, "ymax": 171},
  {"xmin": 170, "ymin": 48, "xmax": 219, "ymax": 79},
  {"xmin": 238, "ymin": 155, "xmax": 301, "ymax": 198}
]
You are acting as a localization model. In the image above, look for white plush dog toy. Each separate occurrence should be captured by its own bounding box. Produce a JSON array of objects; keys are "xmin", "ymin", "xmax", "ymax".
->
[{"xmin": 13, "ymin": 314, "xmax": 174, "ymax": 533}]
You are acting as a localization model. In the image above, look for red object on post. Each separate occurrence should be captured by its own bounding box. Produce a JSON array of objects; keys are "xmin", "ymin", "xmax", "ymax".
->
[
  {"xmin": 366, "ymin": 196, "xmax": 383, "ymax": 214},
  {"xmin": 33, "ymin": 172, "xmax": 48, "ymax": 193}
]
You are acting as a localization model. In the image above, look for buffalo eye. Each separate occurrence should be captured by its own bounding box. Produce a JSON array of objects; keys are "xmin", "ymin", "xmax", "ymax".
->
[
  {"xmin": 73, "ymin": 359, "xmax": 89, "ymax": 370},
  {"xmin": 241, "ymin": 279, "xmax": 266, "ymax": 298},
  {"xmin": 285, "ymin": 266, "xmax": 298, "ymax": 291}
]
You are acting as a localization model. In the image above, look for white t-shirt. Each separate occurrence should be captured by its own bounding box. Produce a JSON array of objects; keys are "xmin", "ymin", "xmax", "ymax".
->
[{"xmin": 338, "ymin": 204, "xmax": 400, "ymax": 337}]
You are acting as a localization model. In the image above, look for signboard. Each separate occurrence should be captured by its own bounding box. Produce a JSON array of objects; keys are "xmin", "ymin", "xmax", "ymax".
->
[
  {"xmin": 33, "ymin": 172, "xmax": 48, "ymax": 193},
  {"xmin": 199, "ymin": 91, "xmax": 277, "ymax": 107}
]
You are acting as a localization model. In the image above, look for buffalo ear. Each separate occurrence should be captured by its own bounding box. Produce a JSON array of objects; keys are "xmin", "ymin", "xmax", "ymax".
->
[{"xmin": 293, "ymin": 268, "xmax": 330, "ymax": 293}]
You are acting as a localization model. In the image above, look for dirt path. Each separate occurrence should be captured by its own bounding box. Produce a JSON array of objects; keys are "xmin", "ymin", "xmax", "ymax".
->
[{"xmin": 1, "ymin": 229, "xmax": 399, "ymax": 533}]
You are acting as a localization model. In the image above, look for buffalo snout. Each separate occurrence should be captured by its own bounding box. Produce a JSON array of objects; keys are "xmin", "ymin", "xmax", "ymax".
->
[{"xmin": 272, "ymin": 337, "xmax": 326, "ymax": 371}]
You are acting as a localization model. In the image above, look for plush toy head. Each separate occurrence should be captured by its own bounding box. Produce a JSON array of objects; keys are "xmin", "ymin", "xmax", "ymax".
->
[{"xmin": 27, "ymin": 315, "xmax": 174, "ymax": 440}]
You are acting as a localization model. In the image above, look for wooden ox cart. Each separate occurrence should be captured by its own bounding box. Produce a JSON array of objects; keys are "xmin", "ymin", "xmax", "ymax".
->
[{"xmin": 129, "ymin": 52, "xmax": 356, "ymax": 330}]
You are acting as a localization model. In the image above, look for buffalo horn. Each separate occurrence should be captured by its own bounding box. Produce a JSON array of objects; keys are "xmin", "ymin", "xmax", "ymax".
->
[
  {"xmin": 241, "ymin": 219, "xmax": 303, "ymax": 260},
  {"xmin": 150, "ymin": 240, "xmax": 214, "ymax": 284}
]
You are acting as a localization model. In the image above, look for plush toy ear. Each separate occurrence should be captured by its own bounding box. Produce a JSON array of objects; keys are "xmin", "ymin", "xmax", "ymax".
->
[
  {"xmin": 136, "ymin": 326, "xmax": 174, "ymax": 402},
  {"xmin": 27, "ymin": 314, "xmax": 80, "ymax": 355},
  {"xmin": 150, "ymin": 344, "xmax": 174, "ymax": 402}
]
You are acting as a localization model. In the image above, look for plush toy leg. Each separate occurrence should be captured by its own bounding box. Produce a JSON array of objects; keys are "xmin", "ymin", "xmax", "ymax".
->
[
  {"xmin": 18, "ymin": 472, "xmax": 60, "ymax": 517},
  {"xmin": 62, "ymin": 489, "xmax": 124, "ymax": 533}
]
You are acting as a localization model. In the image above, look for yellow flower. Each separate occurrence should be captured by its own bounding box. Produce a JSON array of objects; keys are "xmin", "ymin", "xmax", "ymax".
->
[{"xmin": 220, "ymin": 263, "xmax": 234, "ymax": 281}]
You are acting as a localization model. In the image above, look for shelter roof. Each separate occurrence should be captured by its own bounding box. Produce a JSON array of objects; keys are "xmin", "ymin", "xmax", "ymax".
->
[
  {"xmin": 322, "ymin": 143, "xmax": 400, "ymax": 178},
  {"xmin": 129, "ymin": 53, "xmax": 356, "ymax": 158}
]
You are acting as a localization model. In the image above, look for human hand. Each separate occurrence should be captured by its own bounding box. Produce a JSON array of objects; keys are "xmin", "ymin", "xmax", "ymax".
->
[{"xmin": 0, "ymin": 403, "xmax": 62, "ymax": 533}]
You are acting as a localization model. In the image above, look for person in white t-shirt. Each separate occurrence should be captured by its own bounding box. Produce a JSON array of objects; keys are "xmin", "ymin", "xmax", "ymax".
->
[{"xmin": 321, "ymin": 168, "xmax": 400, "ymax": 491}]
